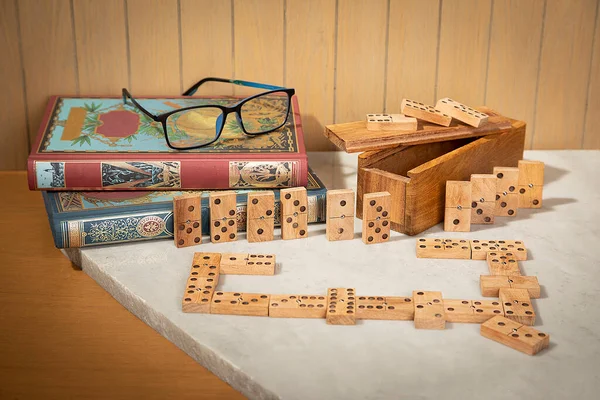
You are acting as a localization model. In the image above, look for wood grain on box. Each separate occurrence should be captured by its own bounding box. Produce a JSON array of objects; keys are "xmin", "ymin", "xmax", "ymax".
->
[
  {"xmin": 357, "ymin": 111, "xmax": 525, "ymax": 235},
  {"xmin": 324, "ymin": 110, "xmax": 512, "ymax": 153}
]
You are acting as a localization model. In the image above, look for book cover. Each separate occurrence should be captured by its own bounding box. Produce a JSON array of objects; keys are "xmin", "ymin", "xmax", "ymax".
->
[
  {"xmin": 28, "ymin": 95, "xmax": 308, "ymax": 190},
  {"xmin": 43, "ymin": 168, "xmax": 326, "ymax": 248}
]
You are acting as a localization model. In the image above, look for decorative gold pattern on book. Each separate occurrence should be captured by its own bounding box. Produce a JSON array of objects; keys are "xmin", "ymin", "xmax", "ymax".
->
[
  {"xmin": 101, "ymin": 161, "xmax": 181, "ymax": 188},
  {"xmin": 67, "ymin": 221, "xmax": 83, "ymax": 247},
  {"xmin": 229, "ymin": 161, "xmax": 298, "ymax": 188}
]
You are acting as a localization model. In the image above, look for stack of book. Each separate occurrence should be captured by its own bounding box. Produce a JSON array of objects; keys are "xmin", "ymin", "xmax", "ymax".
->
[{"xmin": 27, "ymin": 95, "xmax": 326, "ymax": 248}]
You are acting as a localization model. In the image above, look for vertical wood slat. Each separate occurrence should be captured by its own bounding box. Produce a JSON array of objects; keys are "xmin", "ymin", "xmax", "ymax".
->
[
  {"xmin": 386, "ymin": 0, "xmax": 440, "ymax": 110},
  {"xmin": 18, "ymin": 0, "xmax": 78, "ymax": 143},
  {"xmin": 583, "ymin": 2, "xmax": 600, "ymax": 149},
  {"xmin": 437, "ymin": 0, "xmax": 492, "ymax": 106},
  {"xmin": 532, "ymin": 0, "xmax": 597, "ymax": 149},
  {"xmin": 286, "ymin": 0, "xmax": 336, "ymax": 150},
  {"xmin": 335, "ymin": 0, "xmax": 388, "ymax": 123},
  {"xmin": 485, "ymin": 0, "xmax": 544, "ymax": 150},
  {"xmin": 126, "ymin": 0, "xmax": 181, "ymax": 95},
  {"xmin": 233, "ymin": 0, "xmax": 284, "ymax": 96},
  {"xmin": 0, "ymin": 0, "xmax": 29, "ymax": 169},
  {"xmin": 5, "ymin": 0, "xmax": 600, "ymax": 171},
  {"xmin": 73, "ymin": 0, "xmax": 128, "ymax": 94},
  {"xmin": 180, "ymin": 0, "xmax": 233, "ymax": 96}
]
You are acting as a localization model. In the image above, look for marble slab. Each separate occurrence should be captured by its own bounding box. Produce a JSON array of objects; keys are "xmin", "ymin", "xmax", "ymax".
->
[{"xmin": 65, "ymin": 151, "xmax": 600, "ymax": 400}]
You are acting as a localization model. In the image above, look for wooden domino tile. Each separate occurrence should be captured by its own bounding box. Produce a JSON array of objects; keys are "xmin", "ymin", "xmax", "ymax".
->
[
  {"xmin": 416, "ymin": 238, "xmax": 471, "ymax": 259},
  {"xmin": 470, "ymin": 240, "xmax": 527, "ymax": 260},
  {"xmin": 480, "ymin": 275, "xmax": 541, "ymax": 298},
  {"xmin": 493, "ymin": 167, "xmax": 519, "ymax": 217},
  {"xmin": 247, "ymin": 191, "xmax": 275, "ymax": 242},
  {"xmin": 219, "ymin": 253, "xmax": 276, "ymax": 275},
  {"xmin": 326, "ymin": 189, "xmax": 355, "ymax": 241},
  {"xmin": 356, "ymin": 296, "xmax": 415, "ymax": 320},
  {"xmin": 326, "ymin": 288, "xmax": 356, "ymax": 325},
  {"xmin": 280, "ymin": 187, "xmax": 308, "ymax": 240},
  {"xmin": 269, "ymin": 294, "xmax": 327, "ymax": 318},
  {"xmin": 499, "ymin": 288, "xmax": 535, "ymax": 326},
  {"xmin": 487, "ymin": 251, "xmax": 521, "ymax": 276},
  {"xmin": 400, "ymin": 99, "xmax": 452, "ymax": 126},
  {"xmin": 444, "ymin": 181, "xmax": 471, "ymax": 232},
  {"xmin": 413, "ymin": 291, "xmax": 446, "ymax": 330},
  {"xmin": 518, "ymin": 160, "xmax": 544, "ymax": 208},
  {"xmin": 481, "ymin": 316, "xmax": 549, "ymax": 355},
  {"xmin": 362, "ymin": 192, "xmax": 391, "ymax": 244},
  {"xmin": 210, "ymin": 191, "xmax": 238, "ymax": 243},
  {"xmin": 443, "ymin": 299, "xmax": 503, "ymax": 323},
  {"xmin": 211, "ymin": 292, "xmax": 270, "ymax": 316},
  {"xmin": 470, "ymin": 174, "xmax": 496, "ymax": 224},
  {"xmin": 366, "ymin": 113, "xmax": 417, "ymax": 131},
  {"xmin": 434, "ymin": 98, "xmax": 488, "ymax": 127},
  {"xmin": 173, "ymin": 194, "xmax": 202, "ymax": 248},
  {"xmin": 182, "ymin": 253, "xmax": 221, "ymax": 313}
]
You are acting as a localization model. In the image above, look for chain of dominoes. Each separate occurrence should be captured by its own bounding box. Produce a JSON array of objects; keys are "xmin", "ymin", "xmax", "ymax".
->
[
  {"xmin": 183, "ymin": 246, "xmax": 549, "ymax": 356},
  {"xmin": 444, "ymin": 160, "xmax": 545, "ymax": 232},
  {"xmin": 366, "ymin": 97, "xmax": 489, "ymax": 132},
  {"xmin": 174, "ymin": 188, "xmax": 393, "ymax": 247},
  {"xmin": 415, "ymin": 237, "xmax": 547, "ymax": 354}
]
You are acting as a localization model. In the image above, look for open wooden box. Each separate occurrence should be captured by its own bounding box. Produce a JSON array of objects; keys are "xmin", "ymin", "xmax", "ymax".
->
[{"xmin": 325, "ymin": 109, "xmax": 525, "ymax": 235}]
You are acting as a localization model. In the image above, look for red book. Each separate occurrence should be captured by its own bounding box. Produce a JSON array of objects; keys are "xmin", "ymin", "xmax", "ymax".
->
[{"xmin": 27, "ymin": 95, "xmax": 307, "ymax": 190}]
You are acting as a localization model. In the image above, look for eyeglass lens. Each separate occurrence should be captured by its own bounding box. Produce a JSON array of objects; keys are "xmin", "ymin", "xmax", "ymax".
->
[
  {"xmin": 240, "ymin": 91, "xmax": 290, "ymax": 134},
  {"xmin": 164, "ymin": 91, "xmax": 290, "ymax": 149},
  {"xmin": 165, "ymin": 107, "xmax": 224, "ymax": 149}
]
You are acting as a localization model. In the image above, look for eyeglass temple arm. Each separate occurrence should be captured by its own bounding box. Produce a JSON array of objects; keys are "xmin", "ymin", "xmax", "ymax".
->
[
  {"xmin": 182, "ymin": 77, "xmax": 286, "ymax": 96},
  {"xmin": 122, "ymin": 89, "xmax": 159, "ymax": 121}
]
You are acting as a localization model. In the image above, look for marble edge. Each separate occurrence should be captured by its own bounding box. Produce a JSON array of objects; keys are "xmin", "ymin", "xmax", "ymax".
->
[{"xmin": 70, "ymin": 248, "xmax": 279, "ymax": 400}]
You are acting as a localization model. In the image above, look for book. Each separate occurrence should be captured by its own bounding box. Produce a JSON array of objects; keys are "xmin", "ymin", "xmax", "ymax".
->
[
  {"xmin": 43, "ymin": 168, "xmax": 326, "ymax": 248},
  {"xmin": 28, "ymin": 95, "xmax": 308, "ymax": 190}
]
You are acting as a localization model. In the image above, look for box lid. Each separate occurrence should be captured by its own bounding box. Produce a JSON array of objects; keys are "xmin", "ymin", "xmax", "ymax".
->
[{"xmin": 323, "ymin": 107, "xmax": 513, "ymax": 153}]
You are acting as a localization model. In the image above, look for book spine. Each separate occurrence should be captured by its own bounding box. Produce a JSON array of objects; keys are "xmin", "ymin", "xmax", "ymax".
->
[
  {"xmin": 50, "ymin": 192, "xmax": 326, "ymax": 248},
  {"xmin": 28, "ymin": 156, "xmax": 308, "ymax": 191}
]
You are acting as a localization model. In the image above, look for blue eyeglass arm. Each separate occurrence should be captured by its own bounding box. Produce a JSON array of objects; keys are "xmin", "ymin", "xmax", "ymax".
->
[
  {"xmin": 182, "ymin": 77, "xmax": 287, "ymax": 96},
  {"xmin": 122, "ymin": 88, "xmax": 159, "ymax": 121}
]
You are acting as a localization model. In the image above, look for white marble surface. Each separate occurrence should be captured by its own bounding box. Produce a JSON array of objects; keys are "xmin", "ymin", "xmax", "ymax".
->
[{"xmin": 68, "ymin": 151, "xmax": 600, "ymax": 400}]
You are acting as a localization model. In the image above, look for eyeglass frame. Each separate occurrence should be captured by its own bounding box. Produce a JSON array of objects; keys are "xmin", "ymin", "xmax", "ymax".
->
[{"xmin": 122, "ymin": 77, "xmax": 296, "ymax": 150}]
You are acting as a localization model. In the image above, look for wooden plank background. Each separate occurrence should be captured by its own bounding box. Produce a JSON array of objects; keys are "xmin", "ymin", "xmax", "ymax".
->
[{"xmin": 1, "ymin": 0, "xmax": 598, "ymax": 170}]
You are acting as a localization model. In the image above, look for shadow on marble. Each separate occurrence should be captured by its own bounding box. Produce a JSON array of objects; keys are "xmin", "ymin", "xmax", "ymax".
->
[
  {"xmin": 538, "ymin": 285, "xmax": 549, "ymax": 300},
  {"xmin": 533, "ymin": 302, "xmax": 545, "ymax": 325},
  {"xmin": 543, "ymin": 164, "xmax": 569, "ymax": 185},
  {"xmin": 469, "ymin": 197, "xmax": 577, "ymax": 236}
]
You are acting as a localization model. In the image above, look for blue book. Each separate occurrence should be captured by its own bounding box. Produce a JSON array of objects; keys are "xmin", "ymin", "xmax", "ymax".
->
[{"xmin": 43, "ymin": 168, "xmax": 326, "ymax": 248}]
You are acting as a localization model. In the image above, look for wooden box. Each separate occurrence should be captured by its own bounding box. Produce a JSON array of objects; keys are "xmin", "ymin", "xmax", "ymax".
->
[{"xmin": 356, "ymin": 118, "xmax": 525, "ymax": 235}]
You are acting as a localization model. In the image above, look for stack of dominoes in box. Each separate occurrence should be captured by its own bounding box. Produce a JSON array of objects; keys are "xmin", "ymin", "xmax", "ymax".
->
[{"xmin": 444, "ymin": 160, "xmax": 545, "ymax": 232}]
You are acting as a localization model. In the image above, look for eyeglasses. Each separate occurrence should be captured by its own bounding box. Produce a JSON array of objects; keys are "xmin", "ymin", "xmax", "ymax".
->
[{"xmin": 122, "ymin": 77, "xmax": 296, "ymax": 150}]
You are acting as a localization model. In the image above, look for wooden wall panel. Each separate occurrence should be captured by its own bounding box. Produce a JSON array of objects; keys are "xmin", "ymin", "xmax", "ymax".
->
[
  {"xmin": 126, "ymin": 0, "xmax": 180, "ymax": 95},
  {"xmin": 583, "ymin": 2, "xmax": 600, "ymax": 149},
  {"xmin": 532, "ymin": 0, "xmax": 597, "ymax": 149},
  {"xmin": 2, "ymin": 0, "xmax": 600, "ymax": 170},
  {"xmin": 180, "ymin": 0, "xmax": 233, "ymax": 96},
  {"xmin": 386, "ymin": 0, "xmax": 440, "ymax": 110},
  {"xmin": 73, "ymin": 0, "xmax": 128, "ymax": 94},
  {"xmin": 286, "ymin": 0, "xmax": 336, "ymax": 150},
  {"xmin": 0, "ymin": 0, "xmax": 29, "ymax": 169},
  {"xmin": 233, "ymin": 0, "xmax": 284, "ymax": 96},
  {"xmin": 335, "ymin": 0, "xmax": 387, "ymax": 123},
  {"xmin": 18, "ymin": 0, "xmax": 79, "ymax": 143},
  {"xmin": 486, "ymin": 0, "xmax": 544, "ymax": 149},
  {"xmin": 437, "ymin": 0, "xmax": 492, "ymax": 106}
]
